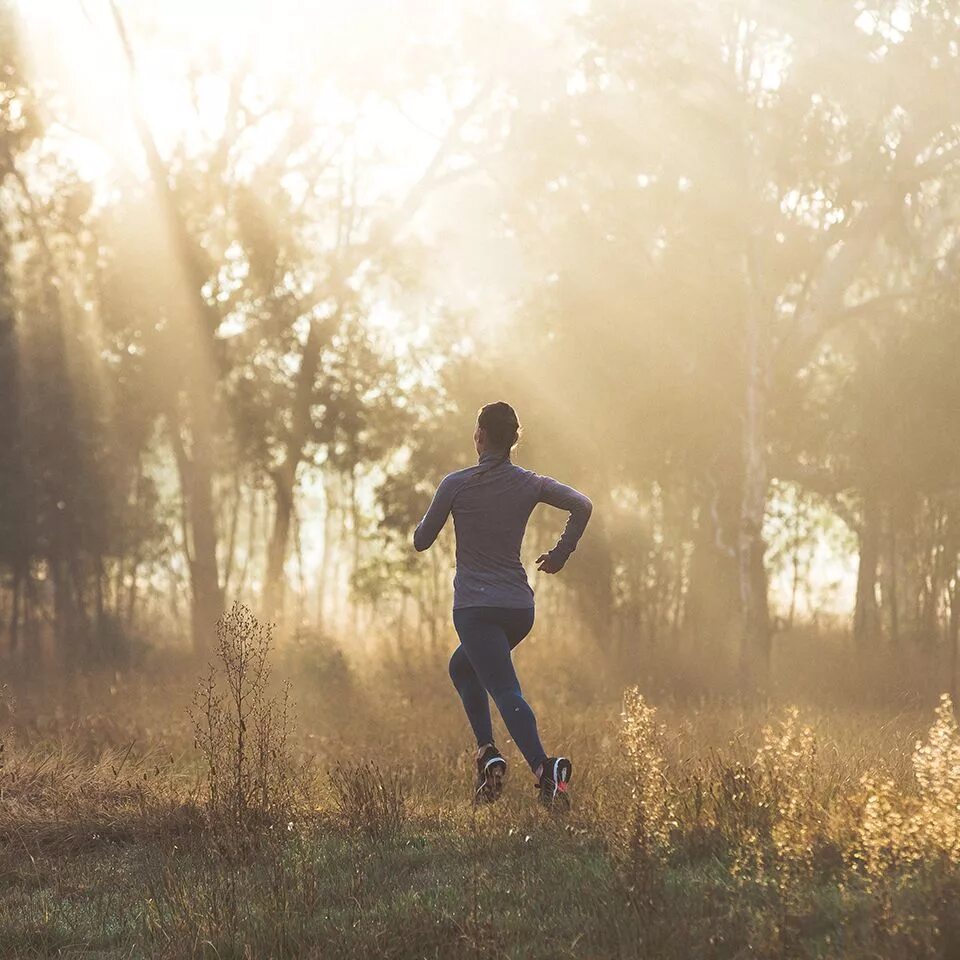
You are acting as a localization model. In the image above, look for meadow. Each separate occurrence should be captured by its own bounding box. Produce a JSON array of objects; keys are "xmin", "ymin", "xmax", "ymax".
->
[
  {"xmin": 1, "ymin": 606, "xmax": 958, "ymax": 959},
  {"xmin": 5, "ymin": 1, "xmax": 960, "ymax": 957}
]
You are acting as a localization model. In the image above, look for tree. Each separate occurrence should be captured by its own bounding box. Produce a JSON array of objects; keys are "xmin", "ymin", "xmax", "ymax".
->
[{"xmin": 487, "ymin": 0, "xmax": 960, "ymax": 690}]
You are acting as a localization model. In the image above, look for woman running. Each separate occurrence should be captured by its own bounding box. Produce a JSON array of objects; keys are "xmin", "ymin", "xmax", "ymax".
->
[{"xmin": 413, "ymin": 401, "xmax": 593, "ymax": 807}]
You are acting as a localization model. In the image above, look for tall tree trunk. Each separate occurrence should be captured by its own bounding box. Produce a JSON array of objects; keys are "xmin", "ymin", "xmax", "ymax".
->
[
  {"xmin": 738, "ymin": 253, "xmax": 772, "ymax": 695},
  {"xmin": 51, "ymin": 552, "xmax": 75, "ymax": 665},
  {"xmin": 263, "ymin": 308, "xmax": 339, "ymax": 621},
  {"xmin": 8, "ymin": 567, "xmax": 20, "ymax": 653},
  {"xmin": 787, "ymin": 497, "xmax": 805, "ymax": 630},
  {"xmin": 949, "ymin": 557, "xmax": 959, "ymax": 709},
  {"xmin": 111, "ymin": 1, "xmax": 224, "ymax": 650},
  {"xmin": 317, "ymin": 470, "xmax": 334, "ymax": 631},
  {"xmin": 886, "ymin": 510, "xmax": 900, "ymax": 646},
  {"xmin": 187, "ymin": 414, "xmax": 224, "ymax": 650},
  {"xmin": 853, "ymin": 490, "xmax": 881, "ymax": 648},
  {"xmin": 24, "ymin": 573, "xmax": 39, "ymax": 662},
  {"xmin": 168, "ymin": 409, "xmax": 223, "ymax": 651},
  {"xmin": 264, "ymin": 466, "xmax": 296, "ymax": 622},
  {"xmin": 125, "ymin": 557, "xmax": 140, "ymax": 629},
  {"xmin": 221, "ymin": 469, "xmax": 243, "ymax": 600},
  {"xmin": 916, "ymin": 504, "xmax": 944, "ymax": 648},
  {"xmin": 349, "ymin": 458, "xmax": 361, "ymax": 642},
  {"xmin": 94, "ymin": 552, "xmax": 105, "ymax": 646},
  {"xmin": 563, "ymin": 487, "xmax": 614, "ymax": 649},
  {"xmin": 686, "ymin": 480, "xmax": 740, "ymax": 651}
]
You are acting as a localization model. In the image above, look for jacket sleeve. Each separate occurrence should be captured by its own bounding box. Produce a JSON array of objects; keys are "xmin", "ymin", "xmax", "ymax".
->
[
  {"xmin": 413, "ymin": 474, "xmax": 457, "ymax": 552},
  {"xmin": 538, "ymin": 476, "xmax": 593, "ymax": 563}
]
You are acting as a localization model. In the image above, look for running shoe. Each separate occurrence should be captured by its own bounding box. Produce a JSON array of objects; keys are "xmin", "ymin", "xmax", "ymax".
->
[
  {"xmin": 474, "ymin": 744, "xmax": 507, "ymax": 804},
  {"xmin": 536, "ymin": 756, "xmax": 572, "ymax": 809}
]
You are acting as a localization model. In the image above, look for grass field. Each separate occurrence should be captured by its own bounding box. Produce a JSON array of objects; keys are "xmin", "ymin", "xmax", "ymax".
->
[{"xmin": 1, "ymin": 613, "xmax": 959, "ymax": 958}]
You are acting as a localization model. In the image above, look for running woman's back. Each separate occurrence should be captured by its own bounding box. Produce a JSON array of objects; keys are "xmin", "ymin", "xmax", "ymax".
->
[
  {"xmin": 412, "ymin": 400, "xmax": 592, "ymax": 807},
  {"xmin": 413, "ymin": 451, "xmax": 592, "ymax": 609}
]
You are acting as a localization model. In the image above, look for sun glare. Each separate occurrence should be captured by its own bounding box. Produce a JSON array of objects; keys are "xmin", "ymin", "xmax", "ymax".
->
[
  {"xmin": 7, "ymin": 2, "xmax": 960, "ymax": 951},
  {"xmin": 16, "ymin": 0, "xmax": 461, "ymax": 193}
]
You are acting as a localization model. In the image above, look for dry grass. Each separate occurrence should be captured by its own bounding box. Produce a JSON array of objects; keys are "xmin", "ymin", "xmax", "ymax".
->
[
  {"xmin": 2, "ymin": 621, "xmax": 960, "ymax": 957},
  {"xmin": 191, "ymin": 602, "xmax": 300, "ymax": 847},
  {"xmin": 329, "ymin": 760, "xmax": 407, "ymax": 839}
]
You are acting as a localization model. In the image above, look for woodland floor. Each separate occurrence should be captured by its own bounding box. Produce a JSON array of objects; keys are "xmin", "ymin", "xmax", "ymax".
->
[{"xmin": 0, "ymin": 637, "xmax": 957, "ymax": 959}]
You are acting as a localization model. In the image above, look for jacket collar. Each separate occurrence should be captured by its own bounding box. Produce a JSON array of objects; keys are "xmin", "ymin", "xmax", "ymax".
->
[{"xmin": 478, "ymin": 449, "xmax": 511, "ymax": 465}]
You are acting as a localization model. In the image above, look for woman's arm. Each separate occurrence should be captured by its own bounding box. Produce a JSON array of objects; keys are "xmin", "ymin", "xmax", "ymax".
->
[
  {"xmin": 413, "ymin": 475, "xmax": 457, "ymax": 552},
  {"xmin": 536, "ymin": 476, "xmax": 593, "ymax": 572}
]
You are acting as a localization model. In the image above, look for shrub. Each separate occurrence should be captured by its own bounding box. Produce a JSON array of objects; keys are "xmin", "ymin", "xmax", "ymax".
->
[
  {"xmin": 190, "ymin": 602, "xmax": 298, "ymax": 843},
  {"xmin": 913, "ymin": 693, "xmax": 960, "ymax": 863},
  {"xmin": 755, "ymin": 706, "xmax": 821, "ymax": 893},
  {"xmin": 619, "ymin": 687, "xmax": 676, "ymax": 872},
  {"xmin": 847, "ymin": 695, "xmax": 960, "ymax": 954},
  {"xmin": 852, "ymin": 694, "xmax": 960, "ymax": 880}
]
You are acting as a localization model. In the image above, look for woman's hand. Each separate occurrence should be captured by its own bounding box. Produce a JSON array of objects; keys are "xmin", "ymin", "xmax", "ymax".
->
[{"xmin": 536, "ymin": 551, "xmax": 565, "ymax": 574}]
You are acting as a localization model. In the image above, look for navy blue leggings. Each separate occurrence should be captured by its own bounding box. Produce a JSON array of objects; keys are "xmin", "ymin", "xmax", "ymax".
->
[{"xmin": 449, "ymin": 605, "xmax": 546, "ymax": 773}]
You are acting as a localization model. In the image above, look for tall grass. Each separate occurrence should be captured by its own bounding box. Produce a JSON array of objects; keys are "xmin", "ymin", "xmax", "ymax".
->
[
  {"xmin": 2, "ymin": 620, "xmax": 960, "ymax": 956},
  {"xmin": 329, "ymin": 760, "xmax": 407, "ymax": 838},
  {"xmin": 190, "ymin": 602, "xmax": 299, "ymax": 846}
]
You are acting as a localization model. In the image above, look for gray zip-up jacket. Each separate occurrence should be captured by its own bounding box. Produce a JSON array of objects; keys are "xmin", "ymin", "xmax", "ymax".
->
[{"xmin": 413, "ymin": 450, "xmax": 593, "ymax": 609}]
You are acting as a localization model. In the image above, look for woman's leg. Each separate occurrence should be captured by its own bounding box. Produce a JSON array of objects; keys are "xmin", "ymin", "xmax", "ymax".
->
[
  {"xmin": 502, "ymin": 606, "xmax": 536, "ymax": 651},
  {"xmin": 453, "ymin": 607, "xmax": 546, "ymax": 773},
  {"xmin": 448, "ymin": 645, "xmax": 494, "ymax": 748}
]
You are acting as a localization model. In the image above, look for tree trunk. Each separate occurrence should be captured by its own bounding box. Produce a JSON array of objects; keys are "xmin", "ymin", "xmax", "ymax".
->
[
  {"xmin": 886, "ymin": 510, "xmax": 900, "ymax": 646},
  {"xmin": 562, "ymin": 488, "xmax": 614, "ymax": 650},
  {"xmin": 8, "ymin": 567, "xmax": 20, "ymax": 653},
  {"xmin": 221, "ymin": 469, "xmax": 243, "ymax": 600},
  {"xmin": 317, "ymin": 471, "xmax": 334, "ymax": 631},
  {"xmin": 125, "ymin": 557, "xmax": 140, "ymax": 629},
  {"xmin": 110, "ymin": 3, "xmax": 225, "ymax": 650},
  {"xmin": 263, "ymin": 308, "xmax": 339, "ymax": 621},
  {"xmin": 853, "ymin": 490, "xmax": 881, "ymax": 648},
  {"xmin": 686, "ymin": 482, "xmax": 740, "ymax": 651},
  {"xmin": 51, "ymin": 552, "xmax": 75, "ymax": 665},
  {"xmin": 187, "ymin": 431, "xmax": 224, "ymax": 651},
  {"xmin": 949, "ymin": 557, "xmax": 959, "ymax": 709},
  {"xmin": 264, "ymin": 464, "xmax": 296, "ymax": 622},
  {"xmin": 787, "ymin": 497, "xmax": 805, "ymax": 629},
  {"xmin": 916, "ymin": 504, "xmax": 944, "ymax": 648},
  {"xmin": 94, "ymin": 552, "xmax": 105, "ymax": 648},
  {"xmin": 169, "ymin": 409, "xmax": 223, "ymax": 651},
  {"xmin": 738, "ymin": 510, "xmax": 771, "ymax": 695},
  {"xmin": 738, "ymin": 253, "xmax": 772, "ymax": 696},
  {"xmin": 349, "ymin": 459, "xmax": 360, "ymax": 642}
]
